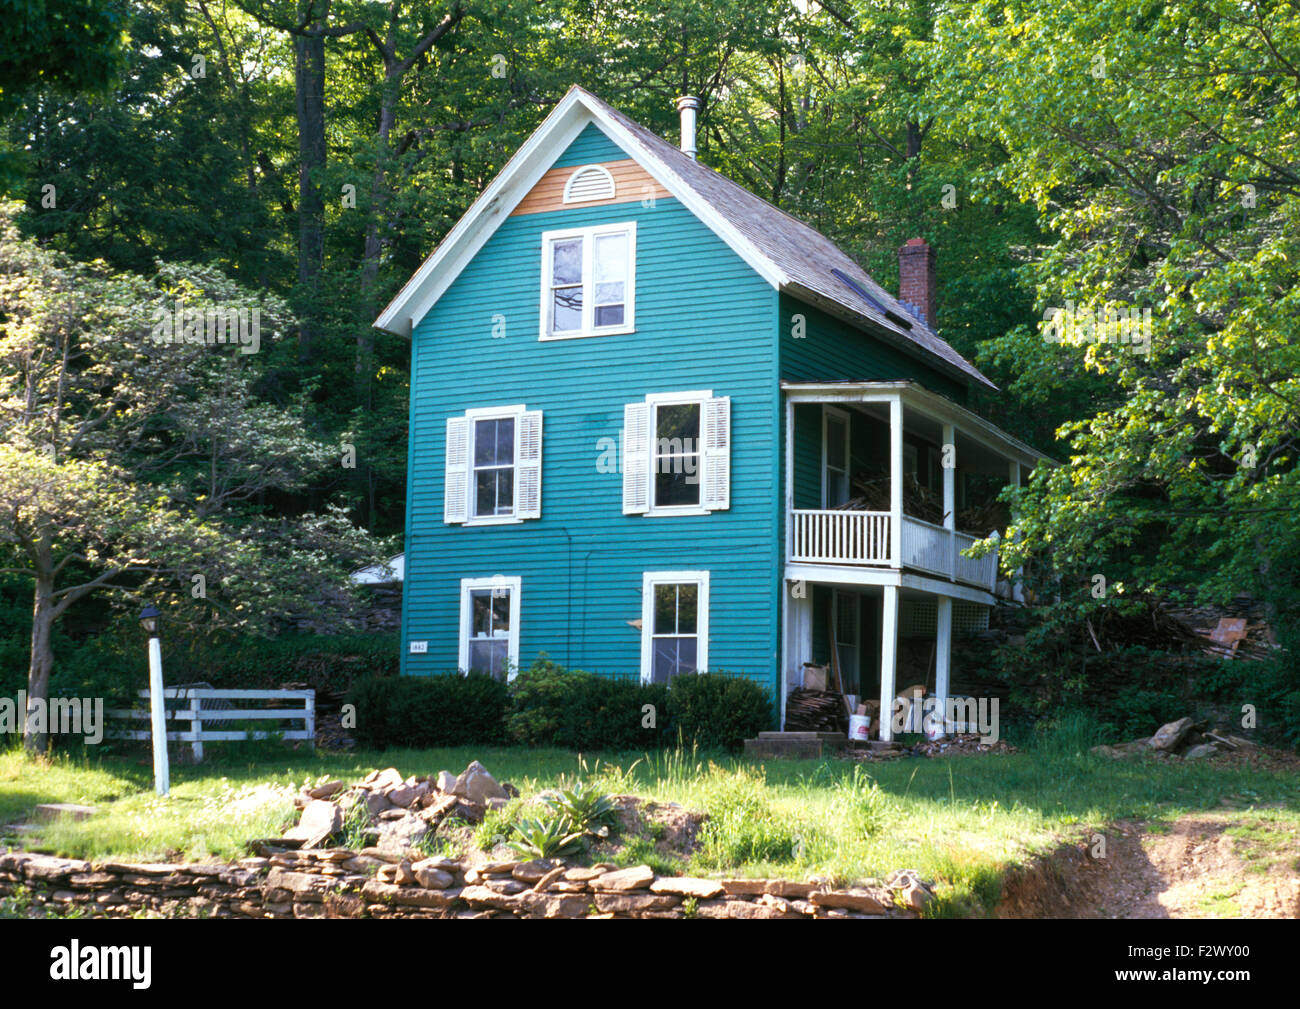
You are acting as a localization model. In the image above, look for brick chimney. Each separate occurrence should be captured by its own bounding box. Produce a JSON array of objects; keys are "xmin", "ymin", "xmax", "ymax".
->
[{"xmin": 898, "ymin": 237, "xmax": 935, "ymax": 327}]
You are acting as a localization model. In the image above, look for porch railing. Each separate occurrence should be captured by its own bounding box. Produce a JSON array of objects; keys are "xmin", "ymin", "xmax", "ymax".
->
[
  {"xmin": 790, "ymin": 509, "xmax": 891, "ymax": 565},
  {"xmin": 901, "ymin": 515, "xmax": 997, "ymax": 589},
  {"xmin": 790, "ymin": 509, "xmax": 997, "ymax": 590}
]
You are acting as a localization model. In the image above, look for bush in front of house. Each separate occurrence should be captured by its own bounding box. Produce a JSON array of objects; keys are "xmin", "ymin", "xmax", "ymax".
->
[
  {"xmin": 348, "ymin": 672, "xmax": 509, "ymax": 749},
  {"xmin": 506, "ymin": 654, "xmax": 669, "ymax": 751},
  {"xmin": 667, "ymin": 671, "xmax": 774, "ymax": 752}
]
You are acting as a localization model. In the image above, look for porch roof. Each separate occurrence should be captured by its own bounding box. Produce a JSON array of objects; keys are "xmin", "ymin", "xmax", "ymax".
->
[{"xmin": 781, "ymin": 380, "xmax": 1054, "ymax": 468}]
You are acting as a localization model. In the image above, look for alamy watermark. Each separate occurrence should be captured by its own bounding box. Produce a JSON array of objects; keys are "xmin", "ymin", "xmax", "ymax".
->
[
  {"xmin": 1042, "ymin": 300, "xmax": 1152, "ymax": 356},
  {"xmin": 151, "ymin": 301, "xmax": 261, "ymax": 354},
  {"xmin": 892, "ymin": 695, "xmax": 1000, "ymax": 744},
  {"xmin": 0, "ymin": 692, "xmax": 104, "ymax": 744}
]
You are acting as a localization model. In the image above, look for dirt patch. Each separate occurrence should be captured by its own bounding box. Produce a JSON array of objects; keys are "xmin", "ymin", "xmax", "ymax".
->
[
  {"xmin": 605, "ymin": 795, "xmax": 704, "ymax": 860},
  {"xmin": 999, "ymin": 814, "xmax": 1300, "ymax": 918}
]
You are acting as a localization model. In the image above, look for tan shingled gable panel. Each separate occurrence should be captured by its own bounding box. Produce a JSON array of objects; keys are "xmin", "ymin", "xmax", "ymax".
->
[{"xmin": 511, "ymin": 159, "xmax": 672, "ymax": 216}]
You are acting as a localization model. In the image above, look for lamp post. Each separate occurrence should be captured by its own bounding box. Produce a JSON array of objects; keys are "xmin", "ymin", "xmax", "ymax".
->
[{"xmin": 139, "ymin": 604, "xmax": 169, "ymax": 796}]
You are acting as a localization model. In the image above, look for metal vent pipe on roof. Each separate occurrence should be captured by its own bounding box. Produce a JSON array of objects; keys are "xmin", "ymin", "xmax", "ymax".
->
[{"xmin": 676, "ymin": 96, "xmax": 701, "ymax": 159}]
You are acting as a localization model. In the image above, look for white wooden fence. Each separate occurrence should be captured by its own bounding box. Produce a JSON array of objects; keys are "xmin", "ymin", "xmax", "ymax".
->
[{"xmin": 108, "ymin": 687, "xmax": 315, "ymax": 761}]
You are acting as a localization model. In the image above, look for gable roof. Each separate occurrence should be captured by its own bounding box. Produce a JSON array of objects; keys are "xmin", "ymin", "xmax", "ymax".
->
[{"xmin": 375, "ymin": 85, "xmax": 995, "ymax": 391}]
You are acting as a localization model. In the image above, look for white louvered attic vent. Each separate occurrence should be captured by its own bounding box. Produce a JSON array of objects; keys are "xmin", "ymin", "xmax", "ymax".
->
[{"xmin": 563, "ymin": 164, "xmax": 616, "ymax": 204}]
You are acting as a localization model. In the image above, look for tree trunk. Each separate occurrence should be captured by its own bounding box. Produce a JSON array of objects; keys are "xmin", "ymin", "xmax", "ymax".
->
[
  {"xmin": 294, "ymin": 31, "xmax": 327, "ymax": 362},
  {"xmin": 26, "ymin": 571, "xmax": 55, "ymax": 753}
]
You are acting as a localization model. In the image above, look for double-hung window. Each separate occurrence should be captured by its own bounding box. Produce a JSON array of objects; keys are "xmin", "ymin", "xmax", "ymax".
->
[
  {"xmin": 641, "ymin": 571, "xmax": 709, "ymax": 684},
  {"xmin": 444, "ymin": 406, "xmax": 543, "ymax": 524},
  {"xmin": 622, "ymin": 391, "xmax": 730, "ymax": 515},
  {"xmin": 540, "ymin": 222, "xmax": 636, "ymax": 339},
  {"xmin": 459, "ymin": 576, "xmax": 520, "ymax": 680}
]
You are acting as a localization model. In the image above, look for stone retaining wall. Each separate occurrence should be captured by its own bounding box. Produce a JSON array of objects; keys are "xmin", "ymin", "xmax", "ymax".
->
[{"xmin": 0, "ymin": 848, "xmax": 923, "ymax": 920}]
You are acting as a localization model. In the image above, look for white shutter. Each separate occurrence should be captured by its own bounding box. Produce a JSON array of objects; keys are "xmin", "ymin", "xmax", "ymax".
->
[
  {"xmin": 703, "ymin": 395, "xmax": 731, "ymax": 511},
  {"xmin": 622, "ymin": 401, "xmax": 650, "ymax": 515},
  {"xmin": 516, "ymin": 410, "xmax": 543, "ymax": 519},
  {"xmin": 444, "ymin": 415, "xmax": 470, "ymax": 524}
]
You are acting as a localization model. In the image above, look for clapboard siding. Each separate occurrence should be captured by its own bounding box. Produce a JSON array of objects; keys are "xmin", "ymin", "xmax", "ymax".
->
[
  {"xmin": 780, "ymin": 294, "xmax": 967, "ymax": 404},
  {"xmin": 512, "ymin": 159, "xmax": 671, "ymax": 216},
  {"xmin": 402, "ymin": 124, "xmax": 781, "ymax": 702}
]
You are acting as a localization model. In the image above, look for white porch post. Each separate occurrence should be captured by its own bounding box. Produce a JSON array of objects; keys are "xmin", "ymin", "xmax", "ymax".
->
[
  {"xmin": 935, "ymin": 595, "xmax": 952, "ymax": 736},
  {"xmin": 785, "ymin": 399, "xmax": 795, "ymax": 561},
  {"xmin": 878, "ymin": 585, "xmax": 900, "ymax": 741},
  {"xmin": 1008, "ymin": 459, "xmax": 1024, "ymax": 602},
  {"xmin": 942, "ymin": 422, "xmax": 956, "ymax": 580},
  {"xmin": 889, "ymin": 396, "xmax": 903, "ymax": 567}
]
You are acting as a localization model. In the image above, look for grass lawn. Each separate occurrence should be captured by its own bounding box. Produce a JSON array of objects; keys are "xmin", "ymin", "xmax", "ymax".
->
[{"xmin": 4, "ymin": 723, "xmax": 1299, "ymax": 916}]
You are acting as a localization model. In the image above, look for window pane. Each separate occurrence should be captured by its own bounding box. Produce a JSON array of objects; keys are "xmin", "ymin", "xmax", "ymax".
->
[
  {"xmin": 826, "ymin": 416, "xmax": 847, "ymax": 462},
  {"xmin": 656, "ymin": 403, "xmax": 700, "ymax": 444},
  {"xmin": 676, "ymin": 636, "xmax": 698, "ymax": 674},
  {"xmin": 651, "ymin": 638, "xmax": 679, "ymax": 685},
  {"xmin": 469, "ymin": 638, "xmax": 508, "ymax": 680},
  {"xmin": 475, "ymin": 468, "xmax": 513, "ymax": 516},
  {"xmin": 474, "ymin": 418, "xmax": 514, "ymax": 467},
  {"xmin": 676, "ymin": 583, "xmax": 698, "ymax": 634},
  {"xmin": 655, "ymin": 467, "xmax": 700, "ymax": 507},
  {"xmin": 470, "ymin": 590, "xmax": 493, "ymax": 636},
  {"xmin": 652, "ymin": 637, "xmax": 697, "ymax": 683},
  {"xmin": 653, "ymin": 583, "xmax": 677, "ymax": 635},
  {"xmin": 551, "ymin": 239, "xmax": 582, "ymax": 285},
  {"xmin": 491, "ymin": 590, "xmax": 511, "ymax": 633},
  {"xmin": 552, "ymin": 286, "xmax": 582, "ymax": 331},
  {"xmin": 594, "ymin": 304, "xmax": 624, "ymax": 327},
  {"xmin": 594, "ymin": 233, "xmax": 627, "ymax": 284}
]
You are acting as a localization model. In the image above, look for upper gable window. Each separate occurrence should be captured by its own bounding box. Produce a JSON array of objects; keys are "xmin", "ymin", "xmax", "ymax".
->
[
  {"xmin": 563, "ymin": 164, "xmax": 616, "ymax": 204},
  {"xmin": 539, "ymin": 222, "xmax": 636, "ymax": 340}
]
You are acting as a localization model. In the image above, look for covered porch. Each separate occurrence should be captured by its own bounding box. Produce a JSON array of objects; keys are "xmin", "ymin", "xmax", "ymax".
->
[
  {"xmin": 783, "ymin": 381, "xmax": 1045, "ymax": 596},
  {"xmin": 779, "ymin": 571, "xmax": 995, "ymax": 742}
]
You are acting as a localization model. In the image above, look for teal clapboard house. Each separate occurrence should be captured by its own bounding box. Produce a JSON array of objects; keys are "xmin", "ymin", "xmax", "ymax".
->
[{"xmin": 375, "ymin": 87, "xmax": 1047, "ymax": 739}]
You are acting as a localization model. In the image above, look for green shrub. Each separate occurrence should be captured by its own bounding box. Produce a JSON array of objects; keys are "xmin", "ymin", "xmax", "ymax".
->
[
  {"xmin": 506, "ymin": 654, "xmax": 669, "ymax": 750},
  {"xmin": 667, "ymin": 672, "xmax": 773, "ymax": 752},
  {"xmin": 347, "ymin": 672, "xmax": 508, "ymax": 749}
]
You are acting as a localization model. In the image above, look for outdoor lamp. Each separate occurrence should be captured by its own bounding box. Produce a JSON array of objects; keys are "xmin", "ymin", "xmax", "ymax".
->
[
  {"xmin": 139, "ymin": 604, "xmax": 161, "ymax": 635},
  {"xmin": 137, "ymin": 603, "xmax": 169, "ymax": 795}
]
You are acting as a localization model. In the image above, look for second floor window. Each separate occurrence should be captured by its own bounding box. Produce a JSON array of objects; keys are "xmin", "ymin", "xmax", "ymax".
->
[
  {"xmin": 474, "ymin": 416, "xmax": 515, "ymax": 517},
  {"xmin": 445, "ymin": 407, "xmax": 542, "ymax": 524},
  {"xmin": 653, "ymin": 401, "xmax": 702, "ymax": 509},
  {"xmin": 540, "ymin": 223, "xmax": 636, "ymax": 339}
]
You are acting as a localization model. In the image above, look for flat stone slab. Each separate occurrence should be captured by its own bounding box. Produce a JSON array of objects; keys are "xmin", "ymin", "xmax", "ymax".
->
[{"xmin": 33, "ymin": 803, "xmax": 96, "ymax": 822}]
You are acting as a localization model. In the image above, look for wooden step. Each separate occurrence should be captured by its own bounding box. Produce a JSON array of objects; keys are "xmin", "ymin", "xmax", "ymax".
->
[{"xmin": 744, "ymin": 733, "xmax": 848, "ymax": 760}]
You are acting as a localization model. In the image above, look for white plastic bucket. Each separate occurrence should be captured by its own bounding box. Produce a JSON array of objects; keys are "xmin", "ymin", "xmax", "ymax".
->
[{"xmin": 848, "ymin": 714, "xmax": 872, "ymax": 741}]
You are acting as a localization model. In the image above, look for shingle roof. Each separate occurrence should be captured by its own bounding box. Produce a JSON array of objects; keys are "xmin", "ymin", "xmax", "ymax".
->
[{"xmin": 584, "ymin": 87, "xmax": 995, "ymax": 390}]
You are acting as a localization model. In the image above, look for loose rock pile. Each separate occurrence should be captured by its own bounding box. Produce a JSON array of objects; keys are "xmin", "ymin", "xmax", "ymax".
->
[
  {"xmin": 283, "ymin": 760, "xmax": 516, "ymax": 854},
  {"xmin": 1090, "ymin": 717, "xmax": 1260, "ymax": 762}
]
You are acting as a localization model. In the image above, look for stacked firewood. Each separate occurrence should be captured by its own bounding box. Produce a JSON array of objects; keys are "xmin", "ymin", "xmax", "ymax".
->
[
  {"xmin": 784, "ymin": 689, "xmax": 848, "ymax": 733},
  {"xmin": 831, "ymin": 472, "xmax": 1006, "ymax": 532}
]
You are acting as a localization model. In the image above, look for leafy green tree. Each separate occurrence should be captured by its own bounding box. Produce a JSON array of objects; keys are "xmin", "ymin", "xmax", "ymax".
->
[
  {"xmin": 928, "ymin": 1, "xmax": 1300, "ymax": 616},
  {"xmin": 0, "ymin": 204, "xmax": 384, "ymax": 750}
]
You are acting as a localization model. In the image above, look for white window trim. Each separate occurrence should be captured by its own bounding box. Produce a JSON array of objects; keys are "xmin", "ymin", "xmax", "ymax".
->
[
  {"xmin": 539, "ymin": 221, "xmax": 636, "ymax": 340},
  {"xmin": 646, "ymin": 390, "xmax": 710, "ymax": 516},
  {"xmin": 562, "ymin": 164, "xmax": 616, "ymax": 203},
  {"xmin": 458, "ymin": 575, "xmax": 521, "ymax": 680},
  {"xmin": 821, "ymin": 405, "xmax": 851, "ymax": 508},
  {"xmin": 640, "ymin": 570, "xmax": 709, "ymax": 684},
  {"xmin": 464, "ymin": 404, "xmax": 528, "ymax": 526}
]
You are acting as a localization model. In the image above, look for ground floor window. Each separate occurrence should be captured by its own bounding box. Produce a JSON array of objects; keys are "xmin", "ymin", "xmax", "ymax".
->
[
  {"xmin": 458, "ymin": 576, "xmax": 521, "ymax": 680},
  {"xmin": 641, "ymin": 570, "xmax": 709, "ymax": 684}
]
